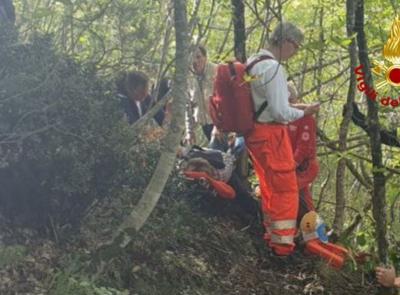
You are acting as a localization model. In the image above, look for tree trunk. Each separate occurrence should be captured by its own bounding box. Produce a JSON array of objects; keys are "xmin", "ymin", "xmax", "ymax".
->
[
  {"xmin": 231, "ymin": 0, "xmax": 248, "ymax": 181},
  {"xmin": 0, "ymin": 0, "xmax": 15, "ymax": 25},
  {"xmin": 333, "ymin": 0, "xmax": 357, "ymax": 235},
  {"xmin": 355, "ymin": 0, "xmax": 388, "ymax": 264},
  {"xmin": 231, "ymin": 0, "xmax": 246, "ymax": 62},
  {"xmin": 154, "ymin": 3, "xmax": 174, "ymax": 102},
  {"xmin": 113, "ymin": 0, "xmax": 189, "ymax": 246},
  {"xmin": 314, "ymin": 6, "xmax": 324, "ymax": 98}
]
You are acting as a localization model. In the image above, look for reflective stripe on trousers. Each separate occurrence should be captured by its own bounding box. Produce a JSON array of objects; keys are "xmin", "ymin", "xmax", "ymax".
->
[
  {"xmin": 246, "ymin": 124, "xmax": 299, "ymax": 255},
  {"xmin": 270, "ymin": 219, "xmax": 297, "ymax": 244}
]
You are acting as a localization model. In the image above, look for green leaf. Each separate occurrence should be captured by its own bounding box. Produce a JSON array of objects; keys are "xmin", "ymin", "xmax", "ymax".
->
[
  {"xmin": 371, "ymin": 166, "xmax": 386, "ymax": 174},
  {"xmin": 357, "ymin": 234, "xmax": 367, "ymax": 246},
  {"xmin": 330, "ymin": 34, "xmax": 357, "ymax": 48},
  {"xmin": 243, "ymin": 73, "xmax": 258, "ymax": 83},
  {"xmin": 78, "ymin": 36, "xmax": 87, "ymax": 45}
]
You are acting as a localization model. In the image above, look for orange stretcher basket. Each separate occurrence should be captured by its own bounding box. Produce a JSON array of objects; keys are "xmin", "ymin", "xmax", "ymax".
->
[{"xmin": 183, "ymin": 171, "xmax": 236, "ymax": 200}]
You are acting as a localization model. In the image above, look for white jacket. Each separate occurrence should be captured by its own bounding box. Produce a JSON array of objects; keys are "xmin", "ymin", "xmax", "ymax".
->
[{"xmin": 247, "ymin": 49, "xmax": 304, "ymax": 123}]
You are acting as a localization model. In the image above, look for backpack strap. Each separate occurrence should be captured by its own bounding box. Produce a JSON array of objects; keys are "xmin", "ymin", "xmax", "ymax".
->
[
  {"xmin": 245, "ymin": 55, "xmax": 274, "ymax": 120},
  {"xmin": 254, "ymin": 101, "xmax": 268, "ymax": 120},
  {"xmin": 228, "ymin": 62, "xmax": 237, "ymax": 80},
  {"xmin": 191, "ymin": 145, "xmax": 205, "ymax": 151},
  {"xmin": 245, "ymin": 55, "xmax": 273, "ymax": 73}
]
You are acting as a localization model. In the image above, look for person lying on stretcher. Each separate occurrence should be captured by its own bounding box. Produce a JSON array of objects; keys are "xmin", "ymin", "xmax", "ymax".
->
[
  {"xmin": 178, "ymin": 140, "xmax": 258, "ymax": 215},
  {"xmin": 180, "ymin": 145, "xmax": 236, "ymax": 198}
]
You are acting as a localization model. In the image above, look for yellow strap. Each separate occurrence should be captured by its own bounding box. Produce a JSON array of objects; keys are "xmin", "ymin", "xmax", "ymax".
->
[
  {"xmin": 271, "ymin": 234, "xmax": 294, "ymax": 244},
  {"xmin": 271, "ymin": 219, "xmax": 297, "ymax": 230}
]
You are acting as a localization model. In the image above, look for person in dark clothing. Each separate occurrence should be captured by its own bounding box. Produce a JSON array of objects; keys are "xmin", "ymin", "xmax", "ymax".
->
[{"xmin": 116, "ymin": 71, "xmax": 167, "ymax": 126}]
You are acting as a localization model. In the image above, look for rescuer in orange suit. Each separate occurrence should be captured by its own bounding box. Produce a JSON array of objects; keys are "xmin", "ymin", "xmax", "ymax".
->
[
  {"xmin": 245, "ymin": 22, "xmax": 320, "ymax": 256},
  {"xmin": 287, "ymin": 83, "xmax": 320, "ymax": 222}
]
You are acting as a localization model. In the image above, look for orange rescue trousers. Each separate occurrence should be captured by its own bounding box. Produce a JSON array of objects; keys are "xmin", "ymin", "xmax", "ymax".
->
[{"xmin": 245, "ymin": 123, "xmax": 298, "ymax": 256}]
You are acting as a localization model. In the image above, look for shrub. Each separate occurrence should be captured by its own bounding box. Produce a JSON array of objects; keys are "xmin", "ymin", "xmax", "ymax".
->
[{"xmin": 0, "ymin": 26, "xmax": 141, "ymax": 229}]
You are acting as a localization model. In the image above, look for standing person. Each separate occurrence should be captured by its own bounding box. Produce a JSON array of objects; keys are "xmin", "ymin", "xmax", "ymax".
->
[
  {"xmin": 116, "ymin": 70, "xmax": 166, "ymax": 126},
  {"xmin": 287, "ymin": 83, "xmax": 320, "ymax": 223},
  {"xmin": 186, "ymin": 45, "xmax": 217, "ymax": 146},
  {"xmin": 245, "ymin": 22, "xmax": 320, "ymax": 256}
]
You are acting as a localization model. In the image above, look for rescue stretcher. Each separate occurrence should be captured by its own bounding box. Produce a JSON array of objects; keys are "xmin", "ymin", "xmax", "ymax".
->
[{"xmin": 183, "ymin": 170, "xmax": 236, "ymax": 199}]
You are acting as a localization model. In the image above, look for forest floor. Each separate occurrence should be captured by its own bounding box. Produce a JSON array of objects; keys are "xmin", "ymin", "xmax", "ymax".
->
[{"xmin": 0, "ymin": 181, "xmax": 383, "ymax": 295}]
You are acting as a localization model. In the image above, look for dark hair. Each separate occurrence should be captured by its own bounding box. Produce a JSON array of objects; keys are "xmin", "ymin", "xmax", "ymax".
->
[
  {"xmin": 125, "ymin": 71, "xmax": 149, "ymax": 95},
  {"xmin": 196, "ymin": 45, "xmax": 207, "ymax": 57}
]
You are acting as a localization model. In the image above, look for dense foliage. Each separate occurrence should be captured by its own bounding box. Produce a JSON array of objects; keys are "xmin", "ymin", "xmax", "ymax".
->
[{"xmin": 0, "ymin": 25, "xmax": 142, "ymax": 229}]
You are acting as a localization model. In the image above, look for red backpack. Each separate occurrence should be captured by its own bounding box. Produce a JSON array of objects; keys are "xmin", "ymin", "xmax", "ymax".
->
[{"xmin": 209, "ymin": 55, "xmax": 272, "ymax": 135}]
